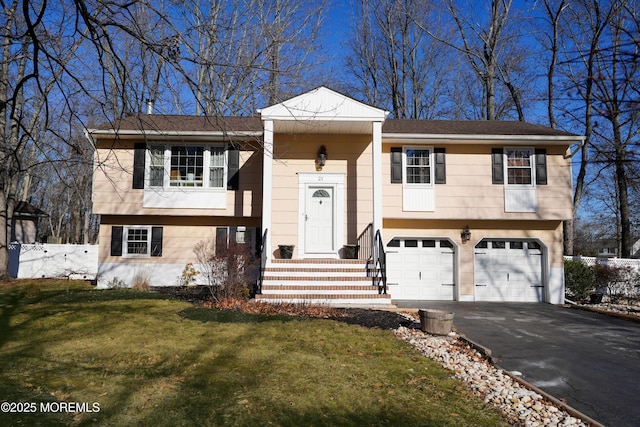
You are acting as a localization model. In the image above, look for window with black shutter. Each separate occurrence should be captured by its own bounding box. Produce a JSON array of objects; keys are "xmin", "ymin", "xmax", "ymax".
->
[
  {"xmin": 535, "ymin": 149, "xmax": 547, "ymax": 185},
  {"xmin": 110, "ymin": 226, "xmax": 123, "ymax": 256},
  {"xmin": 390, "ymin": 147, "xmax": 402, "ymax": 183},
  {"xmin": 492, "ymin": 148, "xmax": 504, "ymax": 184}
]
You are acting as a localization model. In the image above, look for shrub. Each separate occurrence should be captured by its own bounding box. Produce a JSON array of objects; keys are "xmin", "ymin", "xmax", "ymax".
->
[
  {"xmin": 178, "ymin": 263, "xmax": 199, "ymax": 287},
  {"xmin": 194, "ymin": 237, "xmax": 257, "ymax": 302},
  {"xmin": 106, "ymin": 277, "xmax": 127, "ymax": 289},
  {"xmin": 564, "ymin": 259, "xmax": 595, "ymax": 302},
  {"xmin": 132, "ymin": 271, "xmax": 151, "ymax": 292},
  {"xmin": 593, "ymin": 263, "xmax": 638, "ymax": 303}
]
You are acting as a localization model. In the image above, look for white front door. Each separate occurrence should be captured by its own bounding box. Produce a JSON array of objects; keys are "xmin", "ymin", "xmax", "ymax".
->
[{"xmin": 305, "ymin": 186, "xmax": 335, "ymax": 253}]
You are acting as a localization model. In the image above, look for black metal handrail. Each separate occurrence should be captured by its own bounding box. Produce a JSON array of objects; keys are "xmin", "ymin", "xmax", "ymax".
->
[
  {"xmin": 257, "ymin": 228, "xmax": 268, "ymax": 294},
  {"xmin": 356, "ymin": 223, "xmax": 373, "ymax": 261},
  {"xmin": 373, "ymin": 229, "xmax": 387, "ymax": 294}
]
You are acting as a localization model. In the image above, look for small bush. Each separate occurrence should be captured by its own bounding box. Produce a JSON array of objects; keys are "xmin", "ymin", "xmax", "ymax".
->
[
  {"xmin": 106, "ymin": 277, "xmax": 127, "ymax": 289},
  {"xmin": 593, "ymin": 263, "xmax": 639, "ymax": 303},
  {"xmin": 194, "ymin": 237, "xmax": 258, "ymax": 302},
  {"xmin": 564, "ymin": 259, "xmax": 595, "ymax": 302},
  {"xmin": 132, "ymin": 271, "xmax": 151, "ymax": 292},
  {"xmin": 178, "ymin": 263, "xmax": 199, "ymax": 287}
]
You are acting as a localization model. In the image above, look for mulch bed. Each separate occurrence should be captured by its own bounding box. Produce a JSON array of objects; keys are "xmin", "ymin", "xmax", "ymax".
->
[{"xmin": 151, "ymin": 286, "xmax": 414, "ymax": 330}]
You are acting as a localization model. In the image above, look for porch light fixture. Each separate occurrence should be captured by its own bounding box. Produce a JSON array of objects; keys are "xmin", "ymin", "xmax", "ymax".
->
[
  {"xmin": 317, "ymin": 145, "xmax": 327, "ymax": 167},
  {"xmin": 461, "ymin": 225, "xmax": 471, "ymax": 243}
]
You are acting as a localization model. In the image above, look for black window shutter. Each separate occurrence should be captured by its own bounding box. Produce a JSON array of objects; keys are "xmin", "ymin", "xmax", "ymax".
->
[
  {"xmin": 535, "ymin": 149, "xmax": 547, "ymax": 185},
  {"xmin": 150, "ymin": 227, "xmax": 163, "ymax": 257},
  {"xmin": 133, "ymin": 143, "xmax": 146, "ymax": 189},
  {"xmin": 491, "ymin": 148, "xmax": 504, "ymax": 184},
  {"xmin": 227, "ymin": 145, "xmax": 240, "ymax": 190},
  {"xmin": 434, "ymin": 147, "xmax": 446, "ymax": 184},
  {"xmin": 216, "ymin": 227, "xmax": 229, "ymax": 256},
  {"xmin": 390, "ymin": 147, "xmax": 402, "ymax": 183},
  {"xmin": 110, "ymin": 226, "xmax": 123, "ymax": 256}
]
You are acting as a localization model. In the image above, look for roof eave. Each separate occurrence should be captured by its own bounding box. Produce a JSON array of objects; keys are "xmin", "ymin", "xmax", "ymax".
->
[
  {"xmin": 382, "ymin": 133, "xmax": 585, "ymax": 144},
  {"xmin": 87, "ymin": 129, "xmax": 264, "ymax": 141}
]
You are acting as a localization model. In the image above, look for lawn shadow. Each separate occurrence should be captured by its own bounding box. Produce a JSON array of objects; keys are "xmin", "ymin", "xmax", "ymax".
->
[{"xmin": 178, "ymin": 306, "xmax": 296, "ymax": 324}]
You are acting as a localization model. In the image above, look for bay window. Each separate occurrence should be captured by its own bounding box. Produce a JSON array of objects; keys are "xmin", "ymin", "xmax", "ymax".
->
[{"xmin": 147, "ymin": 144, "xmax": 227, "ymax": 189}]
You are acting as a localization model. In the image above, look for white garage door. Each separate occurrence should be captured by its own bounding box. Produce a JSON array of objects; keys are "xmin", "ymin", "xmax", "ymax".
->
[
  {"xmin": 386, "ymin": 238, "xmax": 455, "ymax": 300},
  {"xmin": 474, "ymin": 240, "xmax": 544, "ymax": 302}
]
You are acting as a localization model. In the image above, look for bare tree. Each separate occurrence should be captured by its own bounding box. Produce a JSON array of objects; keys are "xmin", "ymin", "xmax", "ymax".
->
[
  {"xmin": 176, "ymin": 0, "xmax": 326, "ymax": 116},
  {"xmin": 430, "ymin": 0, "xmax": 519, "ymax": 120},
  {"xmin": 345, "ymin": 0, "xmax": 454, "ymax": 119},
  {"xmin": 0, "ymin": 0, "xmax": 98, "ymax": 277},
  {"xmin": 556, "ymin": 0, "xmax": 635, "ymax": 256}
]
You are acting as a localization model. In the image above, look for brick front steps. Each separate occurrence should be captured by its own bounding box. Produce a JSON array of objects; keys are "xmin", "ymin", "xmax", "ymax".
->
[{"xmin": 256, "ymin": 259, "xmax": 392, "ymax": 307}]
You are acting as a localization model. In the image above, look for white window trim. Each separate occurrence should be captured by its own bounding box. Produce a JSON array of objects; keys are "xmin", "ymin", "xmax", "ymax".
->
[
  {"xmin": 504, "ymin": 147, "xmax": 535, "ymax": 188},
  {"xmin": 401, "ymin": 146, "xmax": 435, "ymax": 212},
  {"xmin": 402, "ymin": 146, "xmax": 434, "ymax": 187},
  {"xmin": 145, "ymin": 143, "xmax": 228, "ymax": 190},
  {"xmin": 503, "ymin": 147, "xmax": 537, "ymax": 213},
  {"xmin": 122, "ymin": 226, "xmax": 152, "ymax": 258}
]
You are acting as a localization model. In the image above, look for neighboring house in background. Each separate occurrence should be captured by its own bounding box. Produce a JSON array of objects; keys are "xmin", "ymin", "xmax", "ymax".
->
[
  {"xmin": 594, "ymin": 238, "xmax": 640, "ymax": 258},
  {"xmin": 11, "ymin": 201, "xmax": 48, "ymax": 244},
  {"xmin": 88, "ymin": 87, "xmax": 583, "ymax": 304}
]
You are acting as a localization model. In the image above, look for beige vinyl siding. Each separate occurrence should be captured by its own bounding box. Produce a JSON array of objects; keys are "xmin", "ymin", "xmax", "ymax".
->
[
  {"xmin": 92, "ymin": 139, "xmax": 262, "ymax": 217},
  {"xmin": 98, "ymin": 216, "xmax": 260, "ymax": 265},
  {"xmin": 269, "ymin": 133, "xmax": 373, "ymax": 255},
  {"xmin": 382, "ymin": 144, "xmax": 572, "ymax": 220}
]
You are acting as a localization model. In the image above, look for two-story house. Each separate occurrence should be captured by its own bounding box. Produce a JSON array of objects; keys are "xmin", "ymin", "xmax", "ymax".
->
[{"xmin": 89, "ymin": 87, "xmax": 582, "ymax": 304}]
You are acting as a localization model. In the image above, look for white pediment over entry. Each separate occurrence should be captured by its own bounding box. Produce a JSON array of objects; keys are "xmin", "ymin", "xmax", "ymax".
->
[{"xmin": 258, "ymin": 87, "xmax": 388, "ymax": 134}]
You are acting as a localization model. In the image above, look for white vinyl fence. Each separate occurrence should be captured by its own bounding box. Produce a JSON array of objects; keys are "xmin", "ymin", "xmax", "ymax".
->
[
  {"xmin": 564, "ymin": 256, "xmax": 640, "ymax": 270},
  {"xmin": 9, "ymin": 243, "xmax": 98, "ymax": 280},
  {"xmin": 565, "ymin": 256, "xmax": 640, "ymax": 299}
]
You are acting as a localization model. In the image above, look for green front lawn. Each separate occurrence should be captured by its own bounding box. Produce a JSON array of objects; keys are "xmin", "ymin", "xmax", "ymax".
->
[{"xmin": 0, "ymin": 280, "xmax": 507, "ymax": 426}]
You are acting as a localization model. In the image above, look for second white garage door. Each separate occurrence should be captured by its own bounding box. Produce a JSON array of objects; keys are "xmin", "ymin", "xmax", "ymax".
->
[
  {"xmin": 386, "ymin": 238, "xmax": 455, "ymax": 300},
  {"xmin": 474, "ymin": 240, "xmax": 544, "ymax": 302}
]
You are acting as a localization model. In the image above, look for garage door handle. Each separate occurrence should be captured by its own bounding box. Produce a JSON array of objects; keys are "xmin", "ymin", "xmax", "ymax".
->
[
  {"xmin": 442, "ymin": 283, "xmax": 454, "ymax": 287},
  {"xmin": 475, "ymin": 284, "xmax": 487, "ymax": 287}
]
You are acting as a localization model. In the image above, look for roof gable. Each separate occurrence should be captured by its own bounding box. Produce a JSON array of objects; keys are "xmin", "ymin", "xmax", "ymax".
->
[{"xmin": 259, "ymin": 87, "xmax": 388, "ymax": 122}]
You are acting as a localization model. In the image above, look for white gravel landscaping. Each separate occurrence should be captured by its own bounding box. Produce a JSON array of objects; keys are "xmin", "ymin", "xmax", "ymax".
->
[{"xmin": 394, "ymin": 324, "xmax": 589, "ymax": 426}]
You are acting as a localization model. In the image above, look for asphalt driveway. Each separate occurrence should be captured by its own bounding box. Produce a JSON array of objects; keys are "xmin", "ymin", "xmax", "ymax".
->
[{"xmin": 395, "ymin": 301, "xmax": 640, "ymax": 427}]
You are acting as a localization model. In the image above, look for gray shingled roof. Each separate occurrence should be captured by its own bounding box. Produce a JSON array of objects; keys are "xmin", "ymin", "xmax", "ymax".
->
[
  {"xmin": 91, "ymin": 114, "xmax": 263, "ymax": 133},
  {"xmin": 383, "ymin": 119, "xmax": 578, "ymax": 137},
  {"xmin": 91, "ymin": 114, "xmax": 579, "ymax": 138}
]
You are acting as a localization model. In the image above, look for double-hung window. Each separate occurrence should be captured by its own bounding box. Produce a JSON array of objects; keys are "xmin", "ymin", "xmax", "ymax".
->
[
  {"xmin": 209, "ymin": 146, "xmax": 225, "ymax": 188},
  {"xmin": 506, "ymin": 149, "xmax": 533, "ymax": 186},
  {"xmin": 149, "ymin": 145, "xmax": 165, "ymax": 187},
  {"xmin": 404, "ymin": 148, "xmax": 432, "ymax": 184},
  {"xmin": 125, "ymin": 227, "xmax": 150, "ymax": 257}
]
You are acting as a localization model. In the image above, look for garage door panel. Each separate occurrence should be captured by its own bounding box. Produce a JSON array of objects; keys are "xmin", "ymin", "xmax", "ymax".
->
[
  {"xmin": 474, "ymin": 240, "xmax": 544, "ymax": 302},
  {"xmin": 387, "ymin": 239, "xmax": 455, "ymax": 301}
]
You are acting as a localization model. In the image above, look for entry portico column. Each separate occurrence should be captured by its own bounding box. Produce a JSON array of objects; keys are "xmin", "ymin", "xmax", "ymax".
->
[
  {"xmin": 262, "ymin": 120, "xmax": 274, "ymax": 260},
  {"xmin": 372, "ymin": 121, "xmax": 383, "ymax": 235}
]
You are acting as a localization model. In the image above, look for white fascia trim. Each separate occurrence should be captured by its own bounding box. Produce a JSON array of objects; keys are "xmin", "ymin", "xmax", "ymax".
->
[
  {"xmin": 88, "ymin": 129, "xmax": 263, "ymax": 141},
  {"xmin": 259, "ymin": 115, "xmax": 388, "ymax": 122},
  {"xmin": 382, "ymin": 133, "xmax": 585, "ymax": 144}
]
